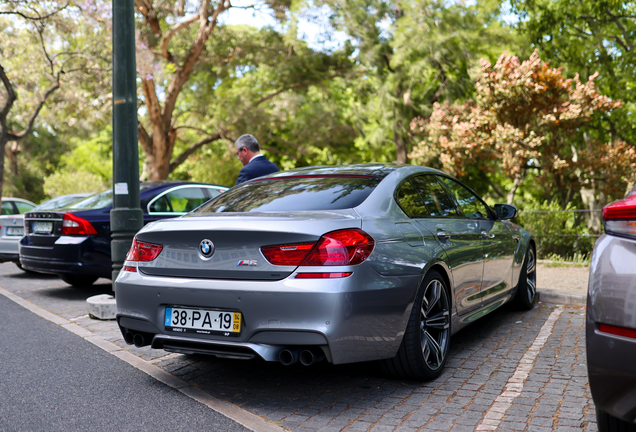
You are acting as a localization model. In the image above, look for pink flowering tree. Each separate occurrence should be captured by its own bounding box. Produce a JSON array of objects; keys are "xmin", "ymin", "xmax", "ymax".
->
[{"xmin": 410, "ymin": 51, "xmax": 633, "ymax": 212}]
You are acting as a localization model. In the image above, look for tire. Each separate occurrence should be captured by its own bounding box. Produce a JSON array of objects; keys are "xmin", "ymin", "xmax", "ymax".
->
[
  {"xmin": 59, "ymin": 273, "xmax": 99, "ymax": 287},
  {"xmin": 382, "ymin": 270, "xmax": 451, "ymax": 381},
  {"xmin": 511, "ymin": 245, "xmax": 537, "ymax": 310},
  {"xmin": 596, "ymin": 408, "xmax": 636, "ymax": 432}
]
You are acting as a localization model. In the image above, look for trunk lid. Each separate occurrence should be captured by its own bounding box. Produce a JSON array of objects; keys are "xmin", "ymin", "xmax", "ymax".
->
[
  {"xmin": 23, "ymin": 211, "xmax": 65, "ymax": 246},
  {"xmin": 135, "ymin": 210, "xmax": 361, "ymax": 280}
]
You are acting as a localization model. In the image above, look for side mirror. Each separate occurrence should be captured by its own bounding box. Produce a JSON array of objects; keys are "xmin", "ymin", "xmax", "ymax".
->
[{"xmin": 494, "ymin": 203, "xmax": 518, "ymax": 220}]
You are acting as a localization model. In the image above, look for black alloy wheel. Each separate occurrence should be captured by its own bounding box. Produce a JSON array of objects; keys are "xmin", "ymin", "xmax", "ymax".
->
[
  {"xmin": 60, "ymin": 273, "xmax": 99, "ymax": 287},
  {"xmin": 512, "ymin": 246, "xmax": 537, "ymax": 310},
  {"xmin": 382, "ymin": 270, "xmax": 451, "ymax": 381}
]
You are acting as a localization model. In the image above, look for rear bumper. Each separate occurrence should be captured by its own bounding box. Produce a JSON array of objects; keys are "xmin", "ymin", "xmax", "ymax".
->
[
  {"xmin": 586, "ymin": 318, "xmax": 636, "ymax": 422},
  {"xmin": 0, "ymin": 234, "xmax": 21, "ymax": 261},
  {"xmin": 19, "ymin": 236, "xmax": 112, "ymax": 278},
  {"xmin": 115, "ymin": 266, "xmax": 420, "ymax": 365},
  {"xmin": 586, "ymin": 234, "xmax": 636, "ymax": 423}
]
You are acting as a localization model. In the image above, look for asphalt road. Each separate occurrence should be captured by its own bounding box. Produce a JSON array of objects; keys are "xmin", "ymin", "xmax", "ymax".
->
[{"xmin": 0, "ymin": 293, "xmax": 249, "ymax": 432}]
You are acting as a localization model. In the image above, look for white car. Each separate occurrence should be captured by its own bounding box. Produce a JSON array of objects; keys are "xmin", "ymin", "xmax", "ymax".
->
[{"xmin": 0, "ymin": 197, "xmax": 36, "ymax": 267}]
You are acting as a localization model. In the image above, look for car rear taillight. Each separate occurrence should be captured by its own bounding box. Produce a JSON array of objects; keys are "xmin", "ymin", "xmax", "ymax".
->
[
  {"xmin": 301, "ymin": 229, "xmax": 375, "ymax": 266},
  {"xmin": 260, "ymin": 242, "xmax": 316, "ymax": 266},
  {"xmin": 603, "ymin": 193, "xmax": 636, "ymax": 240},
  {"xmin": 125, "ymin": 237, "xmax": 163, "ymax": 263},
  {"xmin": 261, "ymin": 229, "xmax": 375, "ymax": 269},
  {"xmin": 62, "ymin": 213, "xmax": 98, "ymax": 235}
]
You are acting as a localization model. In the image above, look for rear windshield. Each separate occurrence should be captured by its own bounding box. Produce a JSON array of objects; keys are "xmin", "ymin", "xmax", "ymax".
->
[
  {"xmin": 69, "ymin": 190, "xmax": 113, "ymax": 210},
  {"xmin": 194, "ymin": 176, "xmax": 381, "ymax": 213}
]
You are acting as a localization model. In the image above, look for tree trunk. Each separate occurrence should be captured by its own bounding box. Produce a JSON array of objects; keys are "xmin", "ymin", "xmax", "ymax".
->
[
  {"xmin": 394, "ymin": 131, "xmax": 408, "ymax": 164},
  {"xmin": 135, "ymin": 0, "xmax": 229, "ymax": 180},
  {"xmin": 0, "ymin": 129, "xmax": 7, "ymax": 207},
  {"xmin": 580, "ymin": 184, "xmax": 606, "ymax": 235},
  {"xmin": 4, "ymin": 141, "xmax": 19, "ymax": 175},
  {"xmin": 506, "ymin": 172, "xmax": 524, "ymax": 205},
  {"xmin": 143, "ymin": 112, "xmax": 177, "ymax": 180}
]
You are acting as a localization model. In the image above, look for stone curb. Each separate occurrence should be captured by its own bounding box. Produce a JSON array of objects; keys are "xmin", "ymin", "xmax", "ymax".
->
[{"xmin": 537, "ymin": 288, "xmax": 587, "ymax": 307}]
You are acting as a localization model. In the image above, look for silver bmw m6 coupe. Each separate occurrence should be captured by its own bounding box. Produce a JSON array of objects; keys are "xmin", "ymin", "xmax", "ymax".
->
[{"xmin": 115, "ymin": 164, "xmax": 536, "ymax": 381}]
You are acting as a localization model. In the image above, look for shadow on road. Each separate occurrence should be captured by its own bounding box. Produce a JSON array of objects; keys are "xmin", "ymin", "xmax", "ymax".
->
[
  {"xmin": 35, "ymin": 282, "xmax": 113, "ymax": 301},
  {"xmin": 4, "ymin": 270, "xmax": 59, "ymax": 280}
]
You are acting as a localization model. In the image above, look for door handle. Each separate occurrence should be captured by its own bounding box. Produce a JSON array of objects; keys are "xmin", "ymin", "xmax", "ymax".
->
[
  {"xmin": 437, "ymin": 231, "xmax": 450, "ymax": 240},
  {"xmin": 481, "ymin": 230, "xmax": 495, "ymax": 239}
]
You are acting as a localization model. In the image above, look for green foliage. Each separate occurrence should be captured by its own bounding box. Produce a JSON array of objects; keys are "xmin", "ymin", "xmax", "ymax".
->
[
  {"xmin": 43, "ymin": 171, "xmax": 106, "ymax": 197},
  {"xmin": 61, "ymin": 127, "xmax": 113, "ymax": 185},
  {"xmin": 37, "ymin": 126, "xmax": 112, "ymax": 199},
  {"xmin": 170, "ymin": 140, "xmax": 241, "ymax": 187},
  {"xmin": 517, "ymin": 200, "xmax": 596, "ymax": 260},
  {"xmin": 512, "ymin": 0, "xmax": 636, "ymax": 146},
  {"xmin": 317, "ymin": 0, "xmax": 523, "ymax": 162},
  {"xmin": 543, "ymin": 252, "xmax": 590, "ymax": 267}
]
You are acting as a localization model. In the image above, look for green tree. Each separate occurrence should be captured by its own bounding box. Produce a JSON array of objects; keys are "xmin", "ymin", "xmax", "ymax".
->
[
  {"xmin": 410, "ymin": 51, "xmax": 636, "ymax": 221},
  {"xmin": 318, "ymin": 0, "xmax": 521, "ymax": 163},
  {"xmin": 134, "ymin": 1, "xmax": 354, "ymax": 180},
  {"xmin": 512, "ymin": 0, "xmax": 636, "ymax": 147},
  {"xmin": 1, "ymin": 0, "xmax": 111, "ymax": 200}
]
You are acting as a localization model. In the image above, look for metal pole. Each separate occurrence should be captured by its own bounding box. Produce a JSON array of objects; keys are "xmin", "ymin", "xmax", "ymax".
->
[{"xmin": 111, "ymin": 0, "xmax": 143, "ymax": 286}]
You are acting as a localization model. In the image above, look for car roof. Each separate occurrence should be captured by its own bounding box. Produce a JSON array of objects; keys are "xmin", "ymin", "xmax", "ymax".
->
[
  {"xmin": 139, "ymin": 180, "xmax": 228, "ymax": 192},
  {"xmin": 256, "ymin": 163, "xmax": 441, "ymax": 180},
  {"xmin": 1, "ymin": 197, "xmax": 36, "ymax": 205}
]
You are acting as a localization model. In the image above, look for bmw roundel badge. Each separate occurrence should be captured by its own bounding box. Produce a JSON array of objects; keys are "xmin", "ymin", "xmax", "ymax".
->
[{"xmin": 199, "ymin": 239, "xmax": 215, "ymax": 259}]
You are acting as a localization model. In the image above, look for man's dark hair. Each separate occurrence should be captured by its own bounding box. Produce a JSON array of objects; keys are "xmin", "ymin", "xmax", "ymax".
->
[{"xmin": 234, "ymin": 134, "xmax": 260, "ymax": 152}]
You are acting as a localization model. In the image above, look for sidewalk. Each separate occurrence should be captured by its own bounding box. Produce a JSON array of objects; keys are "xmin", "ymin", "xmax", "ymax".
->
[{"xmin": 536, "ymin": 261, "xmax": 589, "ymax": 306}]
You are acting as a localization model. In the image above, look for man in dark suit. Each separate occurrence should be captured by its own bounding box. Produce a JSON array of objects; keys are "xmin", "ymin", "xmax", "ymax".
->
[{"xmin": 234, "ymin": 134, "xmax": 279, "ymax": 185}]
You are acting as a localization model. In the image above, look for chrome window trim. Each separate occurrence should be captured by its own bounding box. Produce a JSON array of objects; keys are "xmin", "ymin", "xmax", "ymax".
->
[{"xmin": 147, "ymin": 185, "xmax": 228, "ymax": 215}]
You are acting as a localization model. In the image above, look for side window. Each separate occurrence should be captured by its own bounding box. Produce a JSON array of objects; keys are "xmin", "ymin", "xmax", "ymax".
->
[
  {"xmin": 438, "ymin": 177, "xmax": 489, "ymax": 219},
  {"xmin": 204, "ymin": 187, "xmax": 224, "ymax": 199},
  {"xmin": 149, "ymin": 196, "xmax": 172, "ymax": 213},
  {"xmin": 395, "ymin": 180, "xmax": 429, "ymax": 218},
  {"xmin": 165, "ymin": 187, "xmax": 208, "ymax": 213},
  {"xmin": 1, "ymin": 201, "xmax": 15, "ymax": 215},
  {"xmin": 410, "ymin": 175, "xmax": 459, "ymax": 217},
  {"xmin": 15, "ymin": 201, "xmax": 35, "ymax": 214}
]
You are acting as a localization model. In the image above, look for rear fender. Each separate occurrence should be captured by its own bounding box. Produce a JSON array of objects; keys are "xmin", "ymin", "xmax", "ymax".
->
[{"xmin": 512, "ymin": 229, "xmax": 534, "ymax": 289}]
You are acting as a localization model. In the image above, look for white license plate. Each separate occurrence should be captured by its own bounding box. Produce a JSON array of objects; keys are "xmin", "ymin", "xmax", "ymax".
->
[
  {"xmin": 164, "ymin": 307, "xmax": 241, "ymax": 335},
  {"xmin": 33, "ymin": 222, "xmax": 53, "ymax": 233},
  {"xmin": 6, "ymin": 227, "xmax": 23, "ymax": 236}
]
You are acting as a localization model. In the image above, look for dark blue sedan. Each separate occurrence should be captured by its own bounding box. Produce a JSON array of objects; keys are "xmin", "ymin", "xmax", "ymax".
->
[{"xmin": 19, "ymin": 181, "xmax": 228, "ymax": 287}]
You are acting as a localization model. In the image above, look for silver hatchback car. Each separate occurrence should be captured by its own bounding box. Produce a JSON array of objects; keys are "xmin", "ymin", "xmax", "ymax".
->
[
  {"xmin": 587, "ymin": 188, "xmax": 636, "ymax": 430},
  {"xmin": 115, "ymin": 164, "xmax": 536, "ymax": 380}
]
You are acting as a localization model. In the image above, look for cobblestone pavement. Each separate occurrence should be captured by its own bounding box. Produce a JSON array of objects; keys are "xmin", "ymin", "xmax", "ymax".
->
[{"xmin": 0, "ymin": 263, "xmax": 596, "ymax": 431}]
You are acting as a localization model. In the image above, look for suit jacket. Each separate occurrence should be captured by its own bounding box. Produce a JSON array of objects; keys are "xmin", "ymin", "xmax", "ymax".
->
[{"xmin": 235, "ymin": 155, "xmax": 279, "ymax": 185}]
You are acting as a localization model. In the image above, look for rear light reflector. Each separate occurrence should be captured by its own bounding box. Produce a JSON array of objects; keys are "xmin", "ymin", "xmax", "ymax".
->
[
  {"xmin": 603, "ymin": 193, "xmax": 636, "ymax": 239},
  {"xmin": 122, "ymin": 265, "xmax": 137, "ymax": 273},
  {"xmin": 261, "ymin": 229, "xmax": 375, "ymax": 267},
  {"xmin": 62, "ymin": 213, "xmax": 98, "ymax": 235},
  {"xmin": 295, "ymin": 272, "xmax": 352, "ymax": 279},
  {"xmin": 599, "ymin": 323, "xmax": 636, "ymax": 340},
  {"xmin": 260, "ymin": 242, "xmax": 316, "ymax": 266},
  {"xmin": 125, "ymin": 237, "xmax": 163, "ymax": 262}
]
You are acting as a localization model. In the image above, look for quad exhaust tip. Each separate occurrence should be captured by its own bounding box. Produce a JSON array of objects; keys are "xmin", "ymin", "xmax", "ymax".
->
[
  {"xmin": 300, "ymin": 349, "xmax": 324, "ymax": 366},
  {"xmin": 124, "ymin": 330, "xmax": 152, "ymax": 348},
  {"xmin": 279, "ymin": 349, "xmax": 299, "ymax": 365},
  {"xmin": 279, "ymin": 348, "xmax": 324, "ymax": 366}
]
